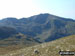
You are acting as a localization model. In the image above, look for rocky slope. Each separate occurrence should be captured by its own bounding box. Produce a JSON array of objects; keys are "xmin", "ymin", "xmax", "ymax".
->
[{"xmin": 1, "ymin": 35, "xmax": 75, "ymax": 56}]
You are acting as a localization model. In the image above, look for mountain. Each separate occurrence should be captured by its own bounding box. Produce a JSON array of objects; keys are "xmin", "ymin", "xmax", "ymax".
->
[
  {"xmin": 1, "ymin": 35, "xmax": 75, "ymax": 56},
  {"xmin": 0, "ymin": 26, "xmax": 40, "ymax": 55},
  {"xmin": 0, "ymin": 26, "xmax": 42, "ymax": 54},
  {"xmin": 0, "ymin": 13, "xmax": 75, "ymax": 55},
  {"xmin": 0, "ymin": 13, "xmax": 75, "ymax": 42},
  {"xmin": 0, "ymin": 26, "xmax": 18, "ymax": 39},
  {"xmin": 0, "ymin": 26, "xmax": 42, "ymax": 46}
]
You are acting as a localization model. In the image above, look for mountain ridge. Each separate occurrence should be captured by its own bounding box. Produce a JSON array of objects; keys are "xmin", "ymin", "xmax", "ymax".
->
[
  {"xmin": 0, "ymin": 13, "xmax": 75, "ymax": 43},
  {"xmin": 0, "ymin": 13, "xmax": 75, "ymax": 21}
]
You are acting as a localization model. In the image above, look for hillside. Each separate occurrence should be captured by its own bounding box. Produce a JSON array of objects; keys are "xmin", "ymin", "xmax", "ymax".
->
[
  {"xmin": 0, "ymin": 35, "xmax": 40, "ymax": 54},
  {"xmin": 0, "ymin": 26, "xmax": 40, "ymax": 55},
  {"xmin": 0, "ymin": 13, "xmax": 75, "ymax": 42},
  {"xmin": 0, "ymin": 33, "xmax": 40, "ymax": 55},
  {"xmin": 0, "ymin": 26, "xmax": 18, "ymax": 39},
  {"xmin": 0, "ymin": 26, "xmax": 41, "ymax": 47},
  {"xmin": 1, "ymin": 35, "xmax": 75, "ymax": 56}
]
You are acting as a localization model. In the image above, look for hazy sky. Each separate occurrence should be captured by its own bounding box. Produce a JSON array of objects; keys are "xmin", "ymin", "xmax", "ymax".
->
[{"xmin": 0, "ymin": 0, "xmax": 74, "ymax": 19}]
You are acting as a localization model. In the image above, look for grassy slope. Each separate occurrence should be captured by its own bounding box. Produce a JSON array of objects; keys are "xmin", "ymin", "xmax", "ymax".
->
[
  {"xmin": 0, "ymin": 33, "xmax": 39, "ymax": 55},
  {"xmin": 1, "ymin": 35, "xmax": 75, "ymax": 56}
]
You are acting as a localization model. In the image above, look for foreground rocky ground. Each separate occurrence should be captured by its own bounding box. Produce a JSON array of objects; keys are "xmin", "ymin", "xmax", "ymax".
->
[{"xmin": 0, "ymin": 35, "xmax": 75, "ymax": 56}]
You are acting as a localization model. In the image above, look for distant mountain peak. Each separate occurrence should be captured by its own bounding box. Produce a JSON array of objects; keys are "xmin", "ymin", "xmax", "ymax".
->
[{"xmin": 0, "ymin": 13, "xmax": 75, "ymax": 43}]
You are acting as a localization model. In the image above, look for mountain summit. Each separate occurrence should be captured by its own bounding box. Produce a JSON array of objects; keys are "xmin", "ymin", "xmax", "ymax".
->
[{"xmin": 0, "ymin": 13, "xmax": 75, "ymax": 43}]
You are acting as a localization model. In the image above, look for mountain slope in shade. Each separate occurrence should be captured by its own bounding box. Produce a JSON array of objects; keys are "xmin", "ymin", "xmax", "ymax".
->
[
  {"xmin": 0, "ymin": 13, "xmax": 75, "ymax": 42},
  {"xmin": 0, "ymin": 26, "xmax": 41, "ymax": 45},
  {"xmin": 0, "ymin": 26, "xmax": 18, "ymax": 39},
  {"xmin": 0, "ymin": 26, "xmax": 41, "ymax": 55},
  {"xmin": 1, "ymin": 35, "xmax": 75, "ymax": 56}
]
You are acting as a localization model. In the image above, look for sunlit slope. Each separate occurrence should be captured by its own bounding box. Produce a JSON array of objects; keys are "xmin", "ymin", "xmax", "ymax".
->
[{"xmin": 1, "ymin": 35, "xmax": 75, "ymax": 56}]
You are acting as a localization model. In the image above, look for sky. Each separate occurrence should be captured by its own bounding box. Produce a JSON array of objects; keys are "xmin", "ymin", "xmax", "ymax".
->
[{"xmin": 0, "ymin": 0, "xmax": 74, "ymax": 19}]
